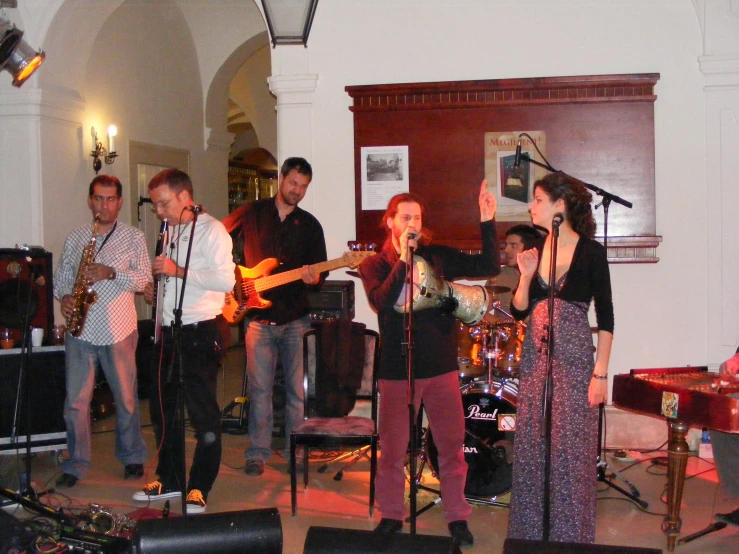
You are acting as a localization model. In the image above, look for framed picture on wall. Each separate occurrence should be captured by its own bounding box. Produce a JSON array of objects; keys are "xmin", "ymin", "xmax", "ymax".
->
[
  {"xmin": 360, "ymin": 145, "xmax": 409, "ymax": 210},
  {"xmin": 484, "ymin": 131, "xmax": 547, "ymax": 221}
]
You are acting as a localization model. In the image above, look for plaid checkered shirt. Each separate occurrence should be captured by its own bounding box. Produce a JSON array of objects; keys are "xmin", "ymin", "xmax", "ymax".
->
[{"xmin": 53, "ymin": 221, "xmax": 152, "ymax": 345}]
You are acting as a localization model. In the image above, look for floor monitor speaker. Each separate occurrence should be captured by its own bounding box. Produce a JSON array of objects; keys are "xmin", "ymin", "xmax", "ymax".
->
[
  {"xmin": 503, "ymin": 538, "xmax": 663, "ymax": 554},
  {"xmin": 133, "ymin": 508, "xmax": 282, "ymax": 554},
  {"xmin": 303, "ymin": 526, "xmax": 461, "ymax": 554}
]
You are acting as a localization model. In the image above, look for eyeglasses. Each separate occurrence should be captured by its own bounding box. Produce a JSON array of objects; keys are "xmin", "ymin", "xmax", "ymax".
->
[{"xmin": 152, "ymin": 196, "xmax": 176, "ymax": 210}]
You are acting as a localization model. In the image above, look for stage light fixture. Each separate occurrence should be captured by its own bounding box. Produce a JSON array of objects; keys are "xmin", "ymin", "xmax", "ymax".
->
[
  {"xmin": 260, "ymin": 0, "xmax": 319, "ymax": 47},
  {"xmin": 0, "ymin": 14, "xmax": 45, "ymax": 88}
]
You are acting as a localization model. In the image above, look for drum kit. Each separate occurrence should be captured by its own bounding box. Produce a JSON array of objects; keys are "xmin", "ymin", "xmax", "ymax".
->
[
  {"xmin": 394, "ymin": 257, "xmax": 526, "ymax": 504},
  {"xmin": 411, "ymin": 280, "xmax": 526, "ymax": 506}
]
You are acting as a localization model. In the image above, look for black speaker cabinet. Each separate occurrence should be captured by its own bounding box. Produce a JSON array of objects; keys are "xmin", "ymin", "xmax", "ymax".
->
[
  {"xmin": 307, "ymin": 280, "xmax": 355, "ymax": 321},
  {"xmin": 0, "ymin": 346, "xmax": 66, "ymax": 453},
  {"xmin": 303, "ymin": 526, "xmax": 461, "ymax": 554},
  {"xmin": 503, "ymin": 538, "xmax": 663, "ymax": 554},
  {"xmin": 133, "ymin": 508, "xmax": 282, "ymax": 554},
  {"xmin": 0, "ymin": 248, "xmax": 54, "ymax": 344}
]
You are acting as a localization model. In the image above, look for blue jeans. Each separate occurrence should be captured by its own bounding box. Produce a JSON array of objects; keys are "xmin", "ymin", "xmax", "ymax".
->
[
  {"xmin": 63, "ymin": 330, "xmax": 146, "ymax": 478},
  {"xmin": 245, "ymin": 317, "xmax": 310, "ymax": 462}
]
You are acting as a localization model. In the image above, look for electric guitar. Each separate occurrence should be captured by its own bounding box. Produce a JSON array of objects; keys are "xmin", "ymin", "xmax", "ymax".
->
[{"xmin": 222, "ymin": 250, "xmax": 375, "ymax": 324}]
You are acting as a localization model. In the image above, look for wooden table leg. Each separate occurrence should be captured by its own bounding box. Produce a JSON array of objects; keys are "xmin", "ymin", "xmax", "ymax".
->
[{"xmin": 664, "ymin": 420, "xmax": 689, "ymax": 551}]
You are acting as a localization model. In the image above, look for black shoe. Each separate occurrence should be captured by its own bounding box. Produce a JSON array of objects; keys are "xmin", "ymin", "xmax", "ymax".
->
[
  {"xmin": 124, "ymin": 464, "xmax": 144, "ymax": 480},
  {"xmin": 448, "ymin": 520, "xmax": 474, "ymax": 548},
  {"xmin": 245, "ymin": 459, "xmax": 265, "ymax": 476},
  {"xmin": 716, "ymin": 507, "xmax": 739, "ymax": 527},
  {"xmin": 55, "ymin": 473, "xmax": 78, "ymax": 488},
  {"xmin": 374, "ymin": 518, "xmax": 403, "ymax": 533},
  {"xmin": 186, "ymin": 489, "xmax": 207, "ymax": 514},
  {"xmin": 132, "ymin": 481, "xmax": 181, "ymax": 502}
]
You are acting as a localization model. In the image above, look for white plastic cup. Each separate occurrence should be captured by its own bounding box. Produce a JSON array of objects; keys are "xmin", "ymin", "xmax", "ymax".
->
[{"xmin": 31, "ymin": 327, "xmax": 44, "ymax": 347}]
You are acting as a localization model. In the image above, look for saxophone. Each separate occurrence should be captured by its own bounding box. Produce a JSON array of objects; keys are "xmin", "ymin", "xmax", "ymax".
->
[{"xmin": 66, "ymin": 214, "xmax": 101, "ymax": 337}]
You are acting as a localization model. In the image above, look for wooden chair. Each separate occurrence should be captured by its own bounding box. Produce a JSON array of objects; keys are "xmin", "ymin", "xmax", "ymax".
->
[{"xmin": 290, "ymin": 326, "xmax": 380, "ymax": 516}]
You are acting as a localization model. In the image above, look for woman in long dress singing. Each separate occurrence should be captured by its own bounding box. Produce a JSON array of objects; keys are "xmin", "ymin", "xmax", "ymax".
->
[{"xmin": 506, "ymin": 172, "xmax": 614, "ymax": 543}]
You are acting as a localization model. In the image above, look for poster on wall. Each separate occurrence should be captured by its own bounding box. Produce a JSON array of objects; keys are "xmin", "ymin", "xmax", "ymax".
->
[
  {"xmin": 361, "ymin": 145, "xmax": 409, "ymax": 210},
  {"xmin": 484, "ymin": 131, "xmax": 547, "ymax": 220}
]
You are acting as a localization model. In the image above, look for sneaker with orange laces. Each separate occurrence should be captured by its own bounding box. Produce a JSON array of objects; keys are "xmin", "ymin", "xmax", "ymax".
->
[
  {"xmin": 132, "ymin": 480, "xmax": 181, "ymax": 502},
  {"xmin": 186, "ymin": 489, "xmax": 207, "ymax": 514}
]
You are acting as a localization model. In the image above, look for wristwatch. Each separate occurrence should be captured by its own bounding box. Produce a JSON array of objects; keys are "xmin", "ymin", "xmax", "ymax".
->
[{"xmin": 108, "ymin": 268, "xmax": 117, "ymax": 280}]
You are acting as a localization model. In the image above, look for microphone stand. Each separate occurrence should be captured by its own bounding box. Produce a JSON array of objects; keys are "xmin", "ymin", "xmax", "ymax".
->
[
  {"xmin": 592, "ymin": 193, "xmax": 645, "ymax": 507},
  {"xmin": 404, "ymin": 241, "xmax": 418, "ymax": 536},
  {"xmin": 168, "ymin": 209, "xmax": 200, "ymax": 517},
  {"xmin": 10, "ymin": 260, "xmax": 43, "ymax": 501},
  {"xmin": 540, "ymin": 215, "xmax": 560, "ymax": 541}
]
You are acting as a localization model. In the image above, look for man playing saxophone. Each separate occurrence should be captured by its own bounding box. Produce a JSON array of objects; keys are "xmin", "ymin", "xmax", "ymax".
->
[{"xmin": 53, "ymin": 175, "xmax": 150, "ymax": 488}]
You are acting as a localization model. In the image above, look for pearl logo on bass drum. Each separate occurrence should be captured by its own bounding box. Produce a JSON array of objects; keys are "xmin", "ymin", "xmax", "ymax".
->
[{"xmin": 466, "ymin": 403, "xmax": 500, "ymax": 422}]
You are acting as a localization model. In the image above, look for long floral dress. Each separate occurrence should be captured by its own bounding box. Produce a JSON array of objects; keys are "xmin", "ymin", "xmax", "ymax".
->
[{"xmin": 507, "ymin": 272, "xmax": 599, "ymax": 543}]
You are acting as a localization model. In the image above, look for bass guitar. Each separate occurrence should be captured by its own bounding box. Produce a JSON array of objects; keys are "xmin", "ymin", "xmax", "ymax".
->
[{"xmin": 222, "ymin": 250, "xmax": 375, "ymax": 324}]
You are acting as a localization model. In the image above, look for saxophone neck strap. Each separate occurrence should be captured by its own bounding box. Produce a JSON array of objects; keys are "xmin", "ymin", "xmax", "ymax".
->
[{"xmin": 94, "ymin": 221, "xmax": 118, "ymax": 260}]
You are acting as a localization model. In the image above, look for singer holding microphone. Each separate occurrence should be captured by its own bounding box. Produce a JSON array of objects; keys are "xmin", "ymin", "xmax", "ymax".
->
[
  {"xmin": 506, "ymin": 172, "xmax": 613, "ymax": 543},
  {"xmin": 133, "ymin": 168, "xmax": 235, "ymax": 514},
  {"xmin": 357, "ymin": 182, "xmax": 499, "ymax": 548}
]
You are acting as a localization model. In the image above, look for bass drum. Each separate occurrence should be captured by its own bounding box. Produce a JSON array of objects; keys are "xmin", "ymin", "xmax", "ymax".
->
[{"xmin": 426, "ymin": 381, "xmax": 517, "ymax": 498}]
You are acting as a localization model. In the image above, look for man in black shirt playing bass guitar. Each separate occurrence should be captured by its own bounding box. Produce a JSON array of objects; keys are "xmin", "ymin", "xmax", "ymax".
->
[{"xmin": 223, "ymin": 157, "xmax": 327, "ymax": 477}]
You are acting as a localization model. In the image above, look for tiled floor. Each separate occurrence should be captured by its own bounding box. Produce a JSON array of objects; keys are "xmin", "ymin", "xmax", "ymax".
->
[{"xmin": 2, "ymin": 346, "xmax": 738, "ymax": 553}]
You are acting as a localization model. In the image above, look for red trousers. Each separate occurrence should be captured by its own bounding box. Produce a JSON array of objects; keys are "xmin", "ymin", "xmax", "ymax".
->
[{"xmin": 377, "ymin": 371, "xmax": 472, "ymax": 523}]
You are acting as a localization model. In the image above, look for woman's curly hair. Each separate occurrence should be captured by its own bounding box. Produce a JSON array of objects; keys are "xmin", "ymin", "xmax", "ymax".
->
[{"xmin": 534, "ymin": 173, "xmax": 596, "ymax": 239}]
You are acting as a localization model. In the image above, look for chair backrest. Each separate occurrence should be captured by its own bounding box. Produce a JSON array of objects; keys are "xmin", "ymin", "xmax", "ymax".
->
[{"xmin": 302, "ymin": 326, "xmax": 380, "ymax": 421}]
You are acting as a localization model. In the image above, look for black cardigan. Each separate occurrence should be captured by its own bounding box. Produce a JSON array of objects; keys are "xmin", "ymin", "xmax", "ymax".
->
[{"xmin": 511, "ymin": 236, "xmax": 614, "ymax": 333}]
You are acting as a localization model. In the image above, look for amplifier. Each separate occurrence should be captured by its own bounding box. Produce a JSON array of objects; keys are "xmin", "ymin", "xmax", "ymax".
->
[
  {"xmin": 0, "ymin": 345, "xmax": 66, "ymax": 454},
  {"xmin": 0, "ymin": 248, "xmax": 54, "ymax": 344},
  {"xmin": 307, "ymin": 280, "xmax": 355, "ymax": 321}
]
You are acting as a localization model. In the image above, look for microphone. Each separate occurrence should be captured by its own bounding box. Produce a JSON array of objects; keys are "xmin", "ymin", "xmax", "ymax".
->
[
  {"xmin": 506, "ymin": 137, "xmax": 524, "ymax": 188},
  {"xmin": 27, "ymin": 262, "xmax": 45, "ymax": 286},
  {"xmin": 513, "ymin": 137, "xmax": 522, "ymax": 168},
  {"xmin": 186, "ymin": 204, "xmax": 203, "ymax": 214},
  {"xmin": 552, "ymin": 212, "xmax": 564, "ymax": 228}
]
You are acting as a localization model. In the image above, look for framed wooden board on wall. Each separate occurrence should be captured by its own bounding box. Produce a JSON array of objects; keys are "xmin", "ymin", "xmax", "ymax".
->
[{"xmin": 346, "ymin": 74, "xmax": 662, "ymax": 263}]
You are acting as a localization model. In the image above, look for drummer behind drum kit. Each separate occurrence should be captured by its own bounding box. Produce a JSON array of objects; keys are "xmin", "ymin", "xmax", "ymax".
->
[{"xmin": 396, "ymin": 255, "xmax": 525, "ymax": 504}]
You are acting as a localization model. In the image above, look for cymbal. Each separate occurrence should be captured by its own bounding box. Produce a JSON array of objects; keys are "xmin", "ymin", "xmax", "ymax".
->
[{"xmin": 485, "ymin": 285, "xmax": 511, "ymax": 294}]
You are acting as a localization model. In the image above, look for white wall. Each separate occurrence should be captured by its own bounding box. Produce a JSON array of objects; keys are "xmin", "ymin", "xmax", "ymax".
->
[
  {"xmin": 0, "ymin": 0, "xmax": 727, "ymax": 403},
  {"xmin": 296, "ymin": 0, "xmax": 708, "ymax": 389},
  {"xmin": 230, "ymin": 45, "xmax": 277, "ymax": 156}
]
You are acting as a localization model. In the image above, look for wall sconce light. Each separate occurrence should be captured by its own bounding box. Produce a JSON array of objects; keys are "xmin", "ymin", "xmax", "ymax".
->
[
  {"xmin": 90, "ymin": 125, "xmax": 117, "ymax": 174},
  {"xmin": 260, "ymin": 0, "xmax": 319, "ymax": 47},
  {"xmin": 0, "ymin": 11, "xmax": 45, "ymax": 87}
]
